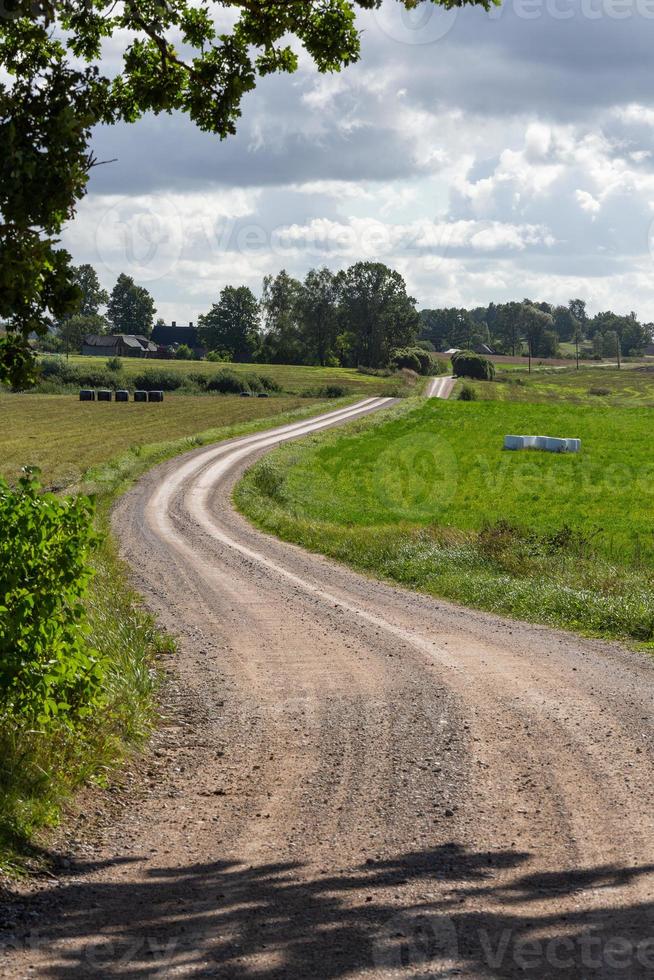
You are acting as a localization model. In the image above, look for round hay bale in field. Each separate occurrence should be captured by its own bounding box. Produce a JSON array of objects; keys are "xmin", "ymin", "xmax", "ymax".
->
[{"xmin": 134, "ymin": 390, "xmax": 148, "ymax": 402}]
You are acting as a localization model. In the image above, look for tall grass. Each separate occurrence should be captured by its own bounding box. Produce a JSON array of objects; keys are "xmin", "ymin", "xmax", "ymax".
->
[{"xmin": 0, "ymin": 530, "xmax": 169, "ymax": 873}]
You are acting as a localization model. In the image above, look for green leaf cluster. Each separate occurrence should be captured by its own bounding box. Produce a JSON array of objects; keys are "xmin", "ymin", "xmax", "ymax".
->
[{"xmin": 0, "ymin": 469, "xmax": 104, "ymax": 725}]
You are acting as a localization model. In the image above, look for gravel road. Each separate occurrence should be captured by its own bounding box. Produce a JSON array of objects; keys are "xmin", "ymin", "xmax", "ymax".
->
[
  {"xmin": 425, "ymin": 375, "xmax": 455, "ymax": 398},
  {"xmin": 2, "ymin": 396, "xmax": 654, "ymax": 979}
]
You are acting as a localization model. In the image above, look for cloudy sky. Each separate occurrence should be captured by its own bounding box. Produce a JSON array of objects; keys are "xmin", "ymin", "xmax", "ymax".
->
[{"xmin": 62, "ymin": 0, "xmax": 654, "ymax": 323}]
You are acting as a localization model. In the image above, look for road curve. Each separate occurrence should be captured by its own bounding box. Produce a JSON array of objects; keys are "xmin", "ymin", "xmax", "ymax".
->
[
  {"xmin": 3, "ymin": 397, "xmax": 654, "ymax": 979},
  {"xmin": 426, "ymin": 375, "xmax": 455, "ymax": 398}
]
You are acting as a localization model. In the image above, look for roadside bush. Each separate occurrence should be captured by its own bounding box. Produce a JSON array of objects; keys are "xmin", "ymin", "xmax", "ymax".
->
[
  {"xmin": 251, "ymin": 458, "xmax": 287, "ymax": 503},
  {"xmin": 175, "ymin": 344, "xmax": 193, "ymax": 360},
  {"xmin": 132, "ymin": 369, "xmax": 183, "ymax": 391},
  {"xmin": 206, "ymin": 350, "xmax": 231, "ymax": 363},
  {"xmin": 106, "ymin": 357, "xmax": 122, "ymax": 372},
  {"xmin": 451, "ymin": 350, "xmax": 495, "ymax": 381},
  {"xmin": 458, "ymin": 383, "xmax": 477, "ymax": 401},
  {"xmin": 205, "ymin": 369, "xmax": 249, "ymax": 394},
  {"xmin": 0, "ymin": 471, "xmax": 104, "ymax": 725}
]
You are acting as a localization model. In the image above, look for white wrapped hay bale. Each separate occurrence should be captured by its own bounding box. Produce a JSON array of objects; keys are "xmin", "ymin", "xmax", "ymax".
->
[
  {"xmin": 504, "ymin": 435, "xmax": 526, "ymax": 450},
  {"xmin": 504, "ymin": 434, "xmax": 582, "ymax": 453}
]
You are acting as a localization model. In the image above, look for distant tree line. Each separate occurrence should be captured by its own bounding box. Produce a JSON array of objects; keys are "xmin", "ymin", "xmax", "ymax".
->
[
  {"xmin": 419, "ymin": 299, "xmax": 654, "ymax": 360},
  {"xmin": 43, "ymin": 265, "xmax": 654, "ymax": 367},
  {"xmin": 45, "ymin": 261, "xmax": 421, "ymax": 370},
  {"xmin": 197, "ymin": 262, "xmax": 420, "ymax": 368}
]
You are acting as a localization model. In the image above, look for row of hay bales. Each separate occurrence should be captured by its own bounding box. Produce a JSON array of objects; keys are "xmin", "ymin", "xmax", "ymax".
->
[{"xmin": 79, "ymin": 389, "xmax": 164, "ymax": 403}]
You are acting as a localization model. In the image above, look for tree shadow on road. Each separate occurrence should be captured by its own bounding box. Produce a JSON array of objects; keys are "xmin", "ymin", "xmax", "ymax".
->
[{"xmin": 2, "ymin": 844, "xmax": 654, "ymax": 978}]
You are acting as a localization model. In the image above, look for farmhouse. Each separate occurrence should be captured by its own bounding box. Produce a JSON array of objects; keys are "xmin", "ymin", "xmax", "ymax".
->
[
  {"xmin": 82, "ymin": 334, "xmax": 159, "ymax": 357},
  {"xmin": 151, "ymin": 321, "xmax": 205, "ymax": 357}
]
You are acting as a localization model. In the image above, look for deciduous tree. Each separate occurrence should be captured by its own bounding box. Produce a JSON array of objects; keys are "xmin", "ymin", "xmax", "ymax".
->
[
  {"xmin": 338, "ymin": 262, "xmax": 419, "ymax": 367},
  {"xmin": 107, "ymin": 274, "xmax": 155, "ymax": 337},
  {"xmin": 198, "ymin": 285, "xmax": 260, "ymax": 362}
]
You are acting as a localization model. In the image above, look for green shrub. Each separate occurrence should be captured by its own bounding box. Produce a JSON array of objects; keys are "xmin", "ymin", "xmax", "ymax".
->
[
  {"xmin": 391, "ymin": 347, "xmax": 437, "ymax": 376},
  {"xmin": 0, "ymin": 471, "xmax": 104, "ymax": 725},
  {"xmin": 39, "ymin": 357, "xmax": 67, "ymax": 379},
  {"xmin": 458, "ymin": 383, "xmax": 477, "ymax": 401},
  {"xmin": 301, "ymin": 383, "xmax": 347, "ymax": 398},
  {"xmin": 106, "ymin": 357, "xmax": 122, "ymax": 372},
  {"xmin": 320, "ymin": 384, "xmax": 347, "ymax": 398},
  {"xmin": 132, "ymin": 368, "xmax": 183, "ymax": 391},
  {"xmin": 205, "ymin": 369, "xmax": 249, "ymax": 394},
  {"xmin": 244, "ymin": 373, "xmax": 264, "ymax": 393},
  {"xmin": 186, "ymin": 371, "xmax": 209, "ymax": 390},
  {"xmin": 451, "ymin": 350, "xmax": 495, "ymax": 381},
  {"xmin": 206, "ymin": 350, "xmax": 231, "ymax": 363},
  {"xmin": 38, "ymin": 358, "xmax": 121, "ymax": 390},
  {"xmin": 175, "ymin": 344, "xmax": 193, "ymax": 360},
  {"xmin": 256, "ymin": 374, "xmax": 282, "ymax": 393},
  {"xmin": 390, "ymin": 348, "xmax": 422, "ymax": 374}
]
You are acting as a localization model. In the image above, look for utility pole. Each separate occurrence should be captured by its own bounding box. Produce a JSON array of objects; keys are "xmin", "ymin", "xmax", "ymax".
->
[
  {"xmin": 575, "ymin": 330, "xmax": 580, "ymax": 370},
  {"xmin": 528, "ymin": 336, "xmax": 532, "ymax": 374},
  {"xmin": 616, "ymin": 332, "xmax": 621, "ymax": 370}
]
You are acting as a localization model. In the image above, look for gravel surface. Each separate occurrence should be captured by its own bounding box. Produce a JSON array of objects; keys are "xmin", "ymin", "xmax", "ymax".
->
[
  {"xmin": 2, "ymin": 396, "xmax": 654, "ymax": 979},
  {"xmin": 425, "ymin": 376, "xmax": 455, "ymax": 398}
]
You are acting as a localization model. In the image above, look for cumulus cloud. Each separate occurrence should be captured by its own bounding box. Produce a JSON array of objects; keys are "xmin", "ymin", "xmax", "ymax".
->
[{"xmin": 61, "ymin": 1, "xmax": 654, "ymax": 320}]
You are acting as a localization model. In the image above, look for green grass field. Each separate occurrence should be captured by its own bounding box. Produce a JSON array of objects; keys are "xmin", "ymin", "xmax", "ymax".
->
[
  {"xmin": 459, "ymin": 366, "xmax": 654, "ymax": 406},
  {"xmin": 236, "ymin": 399, "xmax": 654, "ymax": 644},
  {"xmin": 58, "ymin": 354, "xmax": 397, "ymax": 395},
  {"xmin": 0, "ymin": 392, "xmax": 320, "ymax": 490}
]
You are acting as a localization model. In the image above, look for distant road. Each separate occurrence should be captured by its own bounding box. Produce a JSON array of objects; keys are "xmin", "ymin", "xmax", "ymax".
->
[{"xmin": 426, "ymin": 374, "xmax": 455, "ymax": 398}]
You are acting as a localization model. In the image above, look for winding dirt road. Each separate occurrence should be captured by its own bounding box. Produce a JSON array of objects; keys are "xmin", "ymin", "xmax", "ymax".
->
[{"xmin": 3, "ymin": 396, "xmax": 654, "ymax": 979}]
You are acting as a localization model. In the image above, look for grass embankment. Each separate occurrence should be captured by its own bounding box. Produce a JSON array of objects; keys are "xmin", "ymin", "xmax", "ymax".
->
[
  {"xmin": 236, "ymin": 399, "xmax": 654, "ymax": 645},
  {"xmin": 58, "ymin": 354, "xmax": 398, "ymax": 396},
  {"xmin": 458, "ymin": 365, "xmax": 654, "ymax": 408},
  {"xmin": 0, "ymin": 392, "xmax": 350, "ymax": 873}
]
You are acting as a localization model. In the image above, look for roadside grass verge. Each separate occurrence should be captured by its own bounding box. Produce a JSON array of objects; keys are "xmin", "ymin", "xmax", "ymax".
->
[
  {"xmin": 0, "ymin": 395, "xmax": 359, "ymax": 874},
  {"xmin": 235, "ymin": 399, "xmax": 654, "ymax": 646}
]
